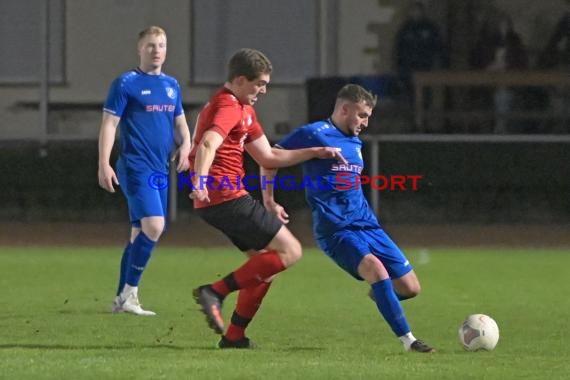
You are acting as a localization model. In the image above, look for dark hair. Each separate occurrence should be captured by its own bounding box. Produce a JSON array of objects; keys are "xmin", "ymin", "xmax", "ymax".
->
[
  {"xmin": 337, "ymin": 84, "xmax": 377, "ymax": 108},
  {"xmin": 227, "ymin": 48, "xmax": 273, "ymax": 81}
]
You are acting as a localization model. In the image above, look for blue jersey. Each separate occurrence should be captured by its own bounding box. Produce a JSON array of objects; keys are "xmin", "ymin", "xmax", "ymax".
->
[
  {"xmin": 103, "ymin": 68, "xmax": 184, "ymax": 172},
  {"xmin": 277, "ymin": 120, "xmax": 380, "ymax": 238}
]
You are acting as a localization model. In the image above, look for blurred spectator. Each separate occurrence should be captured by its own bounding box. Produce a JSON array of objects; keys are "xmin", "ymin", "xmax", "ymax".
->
[
  {"xmin": 537, "ymin": 5, "xmax": 570, "ymax": 69},
  {"xmin": 470, "ymin": 13, "xmax": 528, "ymax": 71},
  {"xmin": 394, "ymin": 1, "xmax": 447, "ymax": 104},
  {"xmin": 470, "ymin": 13, "xmax": 528, "ymax": 133},
  {"xmin": 537, "ymin": 3, "xmax": 570, "ymax": 132}
]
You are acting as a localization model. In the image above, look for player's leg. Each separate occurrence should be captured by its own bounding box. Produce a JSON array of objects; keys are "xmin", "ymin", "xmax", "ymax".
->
[
  {"xmin": 194, "ymin": 231, "xmax": 296, "ymax": 336},
  {"xmin": 368, "ymin": 270, "xmax": 421, "ymax": 302},
  {"xmin": 220, "ymin": 246, "xmax": 280, "ymax": 349},
  {"xmin": 319, "ymin": 232, "xmax": 411, "ymax": 339},
  {"xmin": 111, "ymin": 226, "xmax": 139, "ymax": 313},
  {"xmin": 357, "ymin": 254, "xmax": 434, "ymax": 353},
  {"xmin": 123, "ymin": 216, "xmax": 163, "ymax": 289},
  {"xmin": 115, "ymin": 228, "xmax": 138, "ymax": 296},
  {"xmin": 366, "ymin": 229, "xmax": 420, "ymax": 301},
  {"xmin": 112, "ymin": 164, "xmax": 137, "ymax": 312},
  {"xmin": 220, "ymin": 272, "xmax": 275, "ymax": 348},
  {"xmin": 117, "ymin": 218, "xmax": 163, "ymax": 316},
  {"xmin": 321, "ymin": 230, "xmax": 434, "ymax": 352},
  {"xmin": 392, "ymin": 270, "xmax": 421, "ymax": 300},
  {"xmin": 215, "ymin": 226, "xmax": 300, "ymax": 347},
  {"xmin": 362, "ymin": 230, "xmax": 435, "ymax": 352},
  {"xmin": 193, "ymin": 196, "xmax": 298, "ymax": 338},
  {"xmin": 357, "ymin": 255, "xmax": 411, "ymax": 340},
  {"xmin": 211, "ymin": 225, "xmax": 300, "ymax": 294},
  {"xmin": 116, "ymin": 180, "xmax": 167, "ymax": 316},
  {"xmin": 204, "ymin": 224, "xmax": 300, "ymax": 300}
]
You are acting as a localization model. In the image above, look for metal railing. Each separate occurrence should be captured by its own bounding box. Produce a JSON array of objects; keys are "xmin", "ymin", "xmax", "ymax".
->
[{"xmin": 413, "ymin": 70, "xmax": 570, "ymax": 134}]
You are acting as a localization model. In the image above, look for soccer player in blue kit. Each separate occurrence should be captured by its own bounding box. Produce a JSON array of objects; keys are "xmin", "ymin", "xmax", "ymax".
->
[
  {"xmin": 98, "ymin": 26, "xmax": 191, "ymax": 316},
  {"xmin": 261, "ymin": 84, "xmax": 435, "ymax": 352}
]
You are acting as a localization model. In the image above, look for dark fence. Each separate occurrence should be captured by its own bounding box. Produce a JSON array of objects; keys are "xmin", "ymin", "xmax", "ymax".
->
[{"xmin": 1, "ymin": 140, "xmax": 569, "ymax": 223}]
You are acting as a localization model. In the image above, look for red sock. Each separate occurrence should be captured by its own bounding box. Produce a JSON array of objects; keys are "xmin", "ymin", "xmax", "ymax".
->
[
  {"xmin": 233, "ymin": 251, "xmax": 285, "ymax": 288},
  {"xmin": 225, "ymin": 281, "xmax": 272, "ymax": 341},
  {"xmin": 211, "ymin": 279, "xmax": 231, "ymax": 297},
  {"xmin": 211, "ymin": 251, "xmax": 284, "ymax": 297}
]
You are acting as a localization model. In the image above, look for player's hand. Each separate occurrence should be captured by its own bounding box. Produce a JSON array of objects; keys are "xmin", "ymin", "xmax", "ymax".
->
[
  {"xmin": 98, "ymin": 164, "xmax": 119, "ymax": 193},
  {"xmin": 315, "ymin": 147, "xmax": 348, "ymax": 164},
  {"xmin": 264, "ymin": 200, "xmax": 289, "ymax": 224},
  {"xmin": 189, "ymin": 188, "xmax": 210, "ymax": 203},
  {"xmin": 172, "ymin": 143, "xmax": 191, "ymax": 172}
]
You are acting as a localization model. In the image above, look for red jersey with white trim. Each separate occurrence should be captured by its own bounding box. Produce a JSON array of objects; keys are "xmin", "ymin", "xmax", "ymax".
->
[{"xmin": 189, "ymin": 87, "xmax": 264, "ymax": 208}]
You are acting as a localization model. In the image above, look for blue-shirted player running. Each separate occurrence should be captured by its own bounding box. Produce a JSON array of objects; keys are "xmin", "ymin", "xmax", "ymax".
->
[
  {"xmin": 261, "ymin": 84, "xmax": 435, "ymax": 352},
  {"xmin": 98, "ymin": 26, "xmax": 191, "ymax": 316}
]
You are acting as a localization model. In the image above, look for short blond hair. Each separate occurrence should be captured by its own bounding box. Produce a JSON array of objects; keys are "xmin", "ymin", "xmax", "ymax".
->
[{"xmin": 138, "ymin": 26, "xmax": 167, "ymax": 42}]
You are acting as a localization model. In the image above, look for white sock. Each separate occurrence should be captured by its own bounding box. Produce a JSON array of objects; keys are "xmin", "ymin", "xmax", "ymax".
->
[
  {"xmin": 398, "ymin": 332, "xmax": 417, "ymax": 351},
  {"xmin": 122, "ymin": 284, "xmax": 138, "ymax": 297}
]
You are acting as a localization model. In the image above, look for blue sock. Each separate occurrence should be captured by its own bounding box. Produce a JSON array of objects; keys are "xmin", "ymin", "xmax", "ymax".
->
[
  {"xmin": 371, "ymin": 279, "xmax": 411, "ymax": 337},
  {"xmin": 116, "ymin": 242, "xmax": 133, "ymax": 296},
  {"xmin": 125, "ymin": 232, "xmax": 156, "ymax": 287}
]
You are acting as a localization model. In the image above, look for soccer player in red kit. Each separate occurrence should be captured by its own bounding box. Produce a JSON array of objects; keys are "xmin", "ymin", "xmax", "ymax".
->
[{"xmin": 189, "ymin": 48, "xmax": 345, "ymax": 348}]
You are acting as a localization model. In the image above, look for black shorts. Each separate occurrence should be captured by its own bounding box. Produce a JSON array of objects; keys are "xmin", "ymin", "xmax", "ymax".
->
[{"xmin": 196, "ymin": 195, "xmax": 283, "ymax": 251}]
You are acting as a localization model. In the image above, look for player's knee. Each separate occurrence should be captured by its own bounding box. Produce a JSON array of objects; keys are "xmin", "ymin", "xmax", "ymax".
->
[
  {"xmin": 408, "ymin": 275, "xmax": 422, "ymax": 296},
  {"xmin": 393, "ymin": 270, "xmax": 422, "ymax": 298},
  {"xmin": 358, "ymin": 255, "xmax": 388, "ymax": 282},
  {"xmin": 399, "ymin": 281, "xmax": 421, "ymax": 299},
  {"xmin": 141, "ymin": 220, "xmax": 165, "ymax": 241},
  {"xmin": 409, "ymin": 282, "xmax": 421, "ymax": 297},
  {"xmin": 279, "ymin": 238, "xmax": 302, "ymax": 267}
]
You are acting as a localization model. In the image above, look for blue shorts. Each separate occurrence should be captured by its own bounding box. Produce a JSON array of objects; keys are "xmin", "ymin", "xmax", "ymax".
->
[
  {"xmin": 116, "ymin": 161, "xmax": 168, "ymax": 228},
  {"xmin": 316, "ymin": 228, "xmax": 412, "ymax": 281}
]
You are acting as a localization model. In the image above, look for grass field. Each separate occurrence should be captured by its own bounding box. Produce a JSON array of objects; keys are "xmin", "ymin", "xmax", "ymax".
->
[{"xmin": 0, "ymin": 246, "xmax": 568, "ymax": 380}]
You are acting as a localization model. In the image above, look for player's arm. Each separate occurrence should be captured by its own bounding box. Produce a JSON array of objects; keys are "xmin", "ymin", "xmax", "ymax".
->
[
  {"xmin": 173, "ymin": 113, "xmax": 192, "ymax": 172},
  {"xmin": 245, "ymin": 135, "xmax": 346, "ymax": 168},
  {"xmin": 97, "ymin": 112, "xmax": 121, "ymax": 193},
  {"xmin": 260, "ymin": 165, "xmax": 289, "ymax": 224},
  {"xmin": 189, "ymin": 130, "xmax": 224, "ymax": 203}
]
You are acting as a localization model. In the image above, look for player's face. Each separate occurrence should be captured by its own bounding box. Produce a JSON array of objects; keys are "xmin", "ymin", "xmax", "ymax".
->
[
  {"xmin": 238, "ymin": 73, "xmax": 270, "ymax": 106},
  {"xmin": 344, "ymin": 101, "xmax": 373, "ymax": 136},
  {"xmin": 138, "ymin": 33, "xmax": 167, "ymax": 72}
]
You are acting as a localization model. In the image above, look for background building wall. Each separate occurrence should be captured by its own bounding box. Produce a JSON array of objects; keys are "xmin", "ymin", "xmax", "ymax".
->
[
  {"xmin": 0, "ymin": 0, "xmax": 567, "ymax": 140},
  {"xmin": 0, "ymin": 0, "xmax": 569, "ymax": 224}
]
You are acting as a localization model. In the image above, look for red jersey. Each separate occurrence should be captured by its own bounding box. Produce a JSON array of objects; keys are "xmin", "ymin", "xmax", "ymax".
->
[{"xmin": 189, "ymin": 87, "xmax": 264, "ymax": 208}]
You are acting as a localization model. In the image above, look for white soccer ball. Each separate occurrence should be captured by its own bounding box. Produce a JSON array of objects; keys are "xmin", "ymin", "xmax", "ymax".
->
[{"xmin": 458, "ymin": 314, "xmax": 500, "ymax": 351}]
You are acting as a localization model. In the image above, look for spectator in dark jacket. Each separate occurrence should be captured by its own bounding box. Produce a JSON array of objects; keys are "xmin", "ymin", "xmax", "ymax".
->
[
  {"xmin": 538, "ymin": 6, "xmax": 570, "ymax": 69},
  {"xmin": 469, "ymin": 13, "xmax": 529, "ymax": 133},
  {"xmin": 394, "ymin": 1, "xmax": 446, "ymax": 103}
]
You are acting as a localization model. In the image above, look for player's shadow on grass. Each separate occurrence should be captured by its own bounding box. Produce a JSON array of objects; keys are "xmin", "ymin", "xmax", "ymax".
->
[
  {"xmin": 1, "ymin": 343, "xmax": 327, "ymax": 352},
  {"xmin": 276, "ymin": 347, "xmax": 324, "ymax": 352},
  {"xmin": 184, "ymin": 345, "xmax": 324, "ymax": 351},
  {"xmin": 0, "ymin": 343, "xmax": 185, "ymax": 350}
]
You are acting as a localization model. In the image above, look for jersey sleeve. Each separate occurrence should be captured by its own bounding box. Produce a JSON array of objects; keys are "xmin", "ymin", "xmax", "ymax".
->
[
  {"xmin": 245, "ymin": 110, "xmax": 264, "ymax": 143},
  {"xmin": 276, "ymin": 127, "xmax": 314, "ymax": 150},
  {"xmin": 174, "ymin": 80, "xmax": 184, "ymax": 117},
  {"xmin": 208, "ymin": 102, "xmax": 241, "ymax": 138},
  {"xmin": 102, "ymin": 77, "xmax": 128, "ymax": 117}
]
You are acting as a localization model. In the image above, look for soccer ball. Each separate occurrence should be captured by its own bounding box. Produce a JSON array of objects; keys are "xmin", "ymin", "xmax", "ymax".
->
[{"xmin": 458, "ymin": 314, "xmax": 500, "ymax": 351}]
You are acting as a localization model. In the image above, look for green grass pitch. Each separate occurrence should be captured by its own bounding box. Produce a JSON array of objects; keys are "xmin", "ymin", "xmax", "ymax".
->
[{"xmin": 0, "ymin": 246, "xmax": 568, "ymax": 379}]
